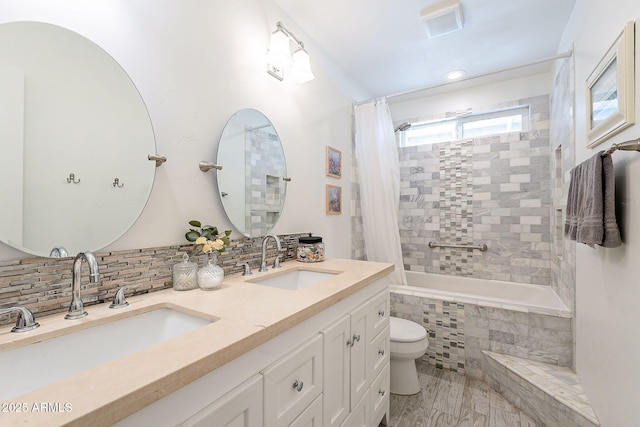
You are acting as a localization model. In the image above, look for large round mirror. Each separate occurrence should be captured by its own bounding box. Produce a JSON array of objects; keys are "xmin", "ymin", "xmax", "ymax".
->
[
  {"xmin": 217, "ymin": 109, "xmax": 287, "ymax": 237},
  {"xmin": 0, "ymin": 22, "xmax": 156, "ymax": 257}
]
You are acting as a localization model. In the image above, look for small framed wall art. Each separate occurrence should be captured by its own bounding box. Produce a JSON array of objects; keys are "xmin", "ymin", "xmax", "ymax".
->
[
  {"xmin": 586, "ymin": 21, "xmax": 635, "ymax": 148},
  {"xmin": 326, "ymin": 184, "xmax": 342, "ymax": 215},
  {"xmin": 326, "ymin": 146, "xmax": 342, "ymax": 179}
]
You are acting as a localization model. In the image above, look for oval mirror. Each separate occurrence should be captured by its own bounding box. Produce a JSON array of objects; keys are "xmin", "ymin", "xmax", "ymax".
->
[
  {"xmin": 0, "ymin": 22, "xmax": 156, "ymax": 257},
  {"xmin": 217, "ymin": 109, "xmax": 287, "ymax": 237}
]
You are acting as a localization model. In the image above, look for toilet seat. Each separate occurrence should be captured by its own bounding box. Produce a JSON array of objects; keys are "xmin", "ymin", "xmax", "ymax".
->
[{"xmin": 390, "ymin": 317, "xmax": 427, "ymax": 343}]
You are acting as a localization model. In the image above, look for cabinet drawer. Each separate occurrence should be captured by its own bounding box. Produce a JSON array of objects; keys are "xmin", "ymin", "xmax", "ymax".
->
[
  {"xmin": 368, "ymin": 326, "xmax": 390, "ymax": 381},
  {"xmin": 263, "ymin": 334, "xmax": 323, "ymax": 427},
  {"xmin": 367, "ymin": 291, "xmax": 389, "ymax": 341},
  {"xmin": 182, "ymin": 374, "xmax": 263, "ymax": 427},
  {"xmin": 369, "ymin": 362, "xmax": 390, "ymax": 427},
  {"xmin": 290, "ymin": 394, "xmax": 323, "ymax": 427}
]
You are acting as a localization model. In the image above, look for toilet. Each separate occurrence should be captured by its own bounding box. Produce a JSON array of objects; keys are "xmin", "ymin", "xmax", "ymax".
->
[{"xmin": 389, "ymin": 316, "xmax": 429, "ymax": 395}]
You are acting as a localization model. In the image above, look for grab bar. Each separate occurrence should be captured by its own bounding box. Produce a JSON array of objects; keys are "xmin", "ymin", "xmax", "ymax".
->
[{"xmin": 428, "ymin": 241, "xmax": 488, "ymax": 252}]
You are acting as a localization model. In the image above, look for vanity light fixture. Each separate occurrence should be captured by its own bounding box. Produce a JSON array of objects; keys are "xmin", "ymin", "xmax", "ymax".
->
[{"xmin": 267, "ymin": 21, "xmax": 315, "ymax": 83}]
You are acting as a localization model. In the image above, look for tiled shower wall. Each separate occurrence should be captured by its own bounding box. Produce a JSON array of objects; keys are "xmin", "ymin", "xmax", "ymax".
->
[
  {"xmin": 399, "ymin": 95, "xmax": 552, "ymax": 285},
  {"xmin": 0, "ymin": 233, "xmax": 305, "ymax": 327},
  {"xmin": 550, "ymin": 58, "xmax": 576, "ymax": 313}
]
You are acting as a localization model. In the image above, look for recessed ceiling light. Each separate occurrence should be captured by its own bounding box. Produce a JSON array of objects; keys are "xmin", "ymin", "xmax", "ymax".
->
[{"xmin": 445, "ymin": 70, "xmax": 466, "ymax": 80}]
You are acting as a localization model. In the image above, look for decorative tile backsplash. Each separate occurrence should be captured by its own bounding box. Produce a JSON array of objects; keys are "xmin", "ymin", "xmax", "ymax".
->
[{"xmin": 0, "ymin": 233, "xmax": 306, "ymax": 327}]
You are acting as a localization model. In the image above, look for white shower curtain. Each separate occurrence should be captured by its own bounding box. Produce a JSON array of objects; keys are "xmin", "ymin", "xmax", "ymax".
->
[{"xmin": 354, "ymin": 98, "xmax": 407, "ymax": 285}]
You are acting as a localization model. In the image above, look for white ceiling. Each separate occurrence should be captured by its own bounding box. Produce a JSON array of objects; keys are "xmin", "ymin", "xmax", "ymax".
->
[{"xmin": 274, "ymin": 0, "xmax": 577, "ymax": 100}]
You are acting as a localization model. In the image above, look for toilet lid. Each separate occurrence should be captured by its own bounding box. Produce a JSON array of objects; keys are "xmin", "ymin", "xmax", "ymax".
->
[{"xmin": 390, "ymin": 317, "xmax": 427, "ymax": 343}]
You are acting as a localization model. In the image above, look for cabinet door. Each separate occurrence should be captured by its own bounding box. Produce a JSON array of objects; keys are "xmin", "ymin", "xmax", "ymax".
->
[
  {"xmin": 322, "ymin": 315, "xmax": 351, "ymax": 427},
  {"xmin": 339, "ymin": 392, "xmax": 368, "ymax": 427},
  {"xmin": 290, "ymin": 394, "xmax": 323, "ymax": 427},
  {"xmin": 263, "ymin": 334, "xmax": 323, "ymax": 427},
  {"xmin": 349, "ymin": 301, "xmax": 369, "ymax": 408},
  {"xmin": 181, "ymin": 374, "xmax": 263, "ymax": 427}
]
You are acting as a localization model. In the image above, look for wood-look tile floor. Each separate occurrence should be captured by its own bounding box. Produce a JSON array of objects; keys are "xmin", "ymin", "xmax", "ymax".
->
[{"xmin": 386, "ymin": 363, "xmax": 541, "ymax": 427}]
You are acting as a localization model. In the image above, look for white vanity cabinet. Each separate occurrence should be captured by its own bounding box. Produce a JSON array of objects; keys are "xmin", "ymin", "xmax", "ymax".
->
[
  {"xmin": 115, "ymin": 276, "xmax": 390, "ymax": 427},
  {"xmin": 321, "ymin": 290, "xmax": 390, "ymax": 427}
]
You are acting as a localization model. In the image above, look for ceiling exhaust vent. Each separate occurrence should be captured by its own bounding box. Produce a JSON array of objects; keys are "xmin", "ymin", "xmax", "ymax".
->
[{"xmin": 420, "ymin": 0, "xmax": 464, "ymax": 38}]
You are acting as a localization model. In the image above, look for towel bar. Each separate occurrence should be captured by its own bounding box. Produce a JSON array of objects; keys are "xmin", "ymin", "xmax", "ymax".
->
[
  {"xmin": 601, "ymin": 138, "xmax": 640, "ymax": 156},
  {"xmin": 428, "ymin": 241, "xmax": 488, "ymax": 252}
]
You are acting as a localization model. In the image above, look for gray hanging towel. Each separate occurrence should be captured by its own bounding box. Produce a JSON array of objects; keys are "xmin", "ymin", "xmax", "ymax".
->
[{"xmin": 564, "ymin": 151, "xmax": 621, "ymax": 247}]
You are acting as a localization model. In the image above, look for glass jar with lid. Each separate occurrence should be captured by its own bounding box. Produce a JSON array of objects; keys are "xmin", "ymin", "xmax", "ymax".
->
[
  {"xmin": 296, "ymin": 234, "xmax": 325, "ymax": 262},
  {"xmin": 172, "ymin": 253, "xmax": 198, "ymax": 291}
]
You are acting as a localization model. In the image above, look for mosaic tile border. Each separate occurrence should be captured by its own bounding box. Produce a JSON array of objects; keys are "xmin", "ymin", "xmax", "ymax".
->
[{"xmin": 0, "ymin": 233, "xmax": 306, "ymax": 327}]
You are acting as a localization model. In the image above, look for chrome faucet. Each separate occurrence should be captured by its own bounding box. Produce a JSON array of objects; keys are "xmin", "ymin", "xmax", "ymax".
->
[
  {"xmin": 49, "ymin": 246, "xmax": 68, "ymax": 258},
  {"xmin": 0, "ymin": 306, "xmax": 40, "ymax": 333},
  {"xmin": 65, "ymin": 251, "xmax": 100, "ymax": 320},
  {"xmin": 109, "ymin": 284, "xmax": 136, "ymax": 309},
  {"xmin": 236, "ymin": 262, "xmax": 253, "ymax": 276},
  {"xmin": 259, "ymin": 234, "xmax": 282, "ymax": 272}
]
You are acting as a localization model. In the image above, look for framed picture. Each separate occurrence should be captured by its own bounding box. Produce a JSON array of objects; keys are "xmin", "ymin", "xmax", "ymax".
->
[
  {"xmin": 586, "ymin": 21, "xmax": 635, "ymax": 148},
  {"xmin": 326, "ymin": 146, "xmax": 342, "ymax": 179},
  {"xmin": 326, "ymin": 184, "xmax": 342, "ymax": 215}
]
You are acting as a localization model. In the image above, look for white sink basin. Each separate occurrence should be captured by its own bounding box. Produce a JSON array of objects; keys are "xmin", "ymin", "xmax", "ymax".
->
[
  {"xmin": 0, "ymin": 308, "xmax": 212, "ymax": 400},
  {"xmin": 249, "ymin": 269, "xmax": 338, "ymax": 290}
]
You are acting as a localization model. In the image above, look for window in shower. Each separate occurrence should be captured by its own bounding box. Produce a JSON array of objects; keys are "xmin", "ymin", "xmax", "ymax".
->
[{"xmin": 399, "ymin": 105, "xmax": 530, "ymax": 147}]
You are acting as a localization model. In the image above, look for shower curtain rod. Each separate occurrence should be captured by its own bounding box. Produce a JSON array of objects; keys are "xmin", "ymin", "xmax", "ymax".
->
[{"xmin": 353, "ymin": 50, "xmax": 573, "ymax": 106}]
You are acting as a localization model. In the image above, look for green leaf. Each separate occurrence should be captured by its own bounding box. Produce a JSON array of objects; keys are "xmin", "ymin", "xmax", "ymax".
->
[
  {"xmin": 185, "ymin": 231, "xmax": 200, "ymax": 242},
  {"xmin": 221, "ymin": 236, "xmax": 230, "ymax": 246},
  {"xmin": 224, "ymin": 230, "xmax": 232, "ymax": 237},
  {"xmin": 188, "ymin": 220, "xmax": 201, "ymax": 228}
]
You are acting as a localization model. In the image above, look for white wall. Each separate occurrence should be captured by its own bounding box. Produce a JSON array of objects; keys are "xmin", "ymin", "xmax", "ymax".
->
[
  {"xmin": 559, "ymin": 1, "xmax": 640, "ymax": 425},
  {"xmin": 0, "ymin": 0, "xmax": 366, "ymax": 260},
  {"xmin": 388, "ymin": 72, "xmax": 551, "ymax": 124}
]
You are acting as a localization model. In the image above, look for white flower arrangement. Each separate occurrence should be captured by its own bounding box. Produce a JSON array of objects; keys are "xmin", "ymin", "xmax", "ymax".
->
[{"xmin": 186, "ymin": 220, "xmax": 231, "ymax": 254}]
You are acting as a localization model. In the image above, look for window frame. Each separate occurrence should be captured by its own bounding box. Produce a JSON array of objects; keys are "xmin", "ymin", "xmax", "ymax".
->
[{"xmin": 398, "ymin": 106, "xmax": 530, "ymax": 147}]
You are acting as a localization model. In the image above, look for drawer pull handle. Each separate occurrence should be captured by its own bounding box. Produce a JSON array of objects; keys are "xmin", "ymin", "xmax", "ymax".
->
[
  {"xmin": 379, "ymin": 389, "xmax": 386, "ymax": 397},
  {"xmin": 378, "ymin": 349, "xmax": 385, "ymax": 356},
  {"xmin": 292, "ymin": 380, "xmax": 304, "ymax": 392},
  {"xmin": 353, "ymin": 334, "xmax": 360, "ymax": 343},
  {"xmin": 378, "ymin": 310, "xmax": 385, "ymax": 317}
]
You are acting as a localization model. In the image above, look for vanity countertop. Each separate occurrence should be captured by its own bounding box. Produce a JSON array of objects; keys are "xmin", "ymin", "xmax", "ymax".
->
[{"xmin": 0, "ymin": 258, "xmax": 393, "ymax": 426}]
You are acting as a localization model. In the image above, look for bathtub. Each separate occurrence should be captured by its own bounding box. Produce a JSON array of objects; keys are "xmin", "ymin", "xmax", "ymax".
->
[
  {"xmin": 391, "ymin": 271, "xmax": 570, "ymax": 318},
  {"xmin": 390, "ymin": 271, "xmax": 573, "ymax": 376}
]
